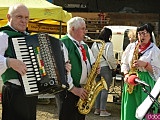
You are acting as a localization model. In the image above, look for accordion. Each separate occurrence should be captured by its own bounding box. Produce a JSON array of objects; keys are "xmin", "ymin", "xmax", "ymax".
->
[{"xmin": 11, "ymin": 33, "xmax": 69, "ymax": 96}]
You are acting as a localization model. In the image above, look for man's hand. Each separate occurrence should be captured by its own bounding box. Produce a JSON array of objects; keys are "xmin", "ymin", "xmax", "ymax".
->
[
  {"xmin": 65, "ymin": 60, "xmax": 71, "ymax": 74},
  {"xmin": 70, "ymin": 87, "xmax": 88, "ymax": 100},
  {"xmin": 96, "ymin": 65, "xmax": 101, "ymax": 74},
  {"xmin": 8, "ymin": 58, "xmax": 27, "ymax": 76}
]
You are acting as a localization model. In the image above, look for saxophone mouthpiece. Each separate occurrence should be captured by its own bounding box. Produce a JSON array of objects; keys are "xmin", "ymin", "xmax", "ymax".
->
[
  {"xmin": 84, "ymin": 36, "xmax": 92, "ymax": 41},
  {"xmin": 85, "ymin": 36, "xmax": 91, "ymax": 40}
]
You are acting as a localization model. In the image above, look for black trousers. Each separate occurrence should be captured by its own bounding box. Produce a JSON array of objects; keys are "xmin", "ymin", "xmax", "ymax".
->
[
  {"xmin": 2, "ymin": 82, "xmax": 38, "ymax": 120},
  {"xmin": 56, "ymin": 90, "xmax": 85, "ymax": 120}
]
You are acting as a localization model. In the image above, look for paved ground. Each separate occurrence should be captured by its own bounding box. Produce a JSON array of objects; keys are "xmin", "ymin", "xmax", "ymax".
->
[
  {"xmin": 37, "ymin": 99, "xmax": 121, "ymax": 120},
  {"xmin": 0, "ymin": 98, "xmax": 121, "ymax": 120}
]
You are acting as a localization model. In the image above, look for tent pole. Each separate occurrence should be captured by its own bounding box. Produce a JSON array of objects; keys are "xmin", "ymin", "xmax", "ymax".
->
[{"xmin": 59, "ymin": 21, "xmax": 62, "ymax": 39}]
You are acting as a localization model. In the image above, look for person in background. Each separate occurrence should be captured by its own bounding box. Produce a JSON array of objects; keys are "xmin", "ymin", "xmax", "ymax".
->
[
  {"xmin": 128, "ymin": 29, "xmax": 137, "ymax": 43},
  {"xmin": 121, "ymin": 23, "xmax": 160, "ymax": 120},
  {"xmin": 55, "ymin": 16, "xmax": 100, "ymax": 120},
  {"xmin": 91, "ymin": 27, "xmax": 117, "ymax": 117},
  {"xmin": 0, "ymin": 4, "xmax": 38, "ymax": 120},
  {"xmin": 123, "ymin": 29, "xmax": 137, "ymax": 51}
]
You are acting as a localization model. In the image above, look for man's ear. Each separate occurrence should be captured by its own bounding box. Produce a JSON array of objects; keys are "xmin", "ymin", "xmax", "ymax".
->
[
  {"xmin": 71, "ymin": 26, "xmax": 75, "ymax": 31},
  {"xmin": 6, "ymin": 14, "xmax": 10, "ymax": 21}
]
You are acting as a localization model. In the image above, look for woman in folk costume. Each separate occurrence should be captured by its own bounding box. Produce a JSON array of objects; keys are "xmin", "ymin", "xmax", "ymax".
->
[{"xmin": 121, "ymin": 23, "xmax": 160, "ymax": 120}]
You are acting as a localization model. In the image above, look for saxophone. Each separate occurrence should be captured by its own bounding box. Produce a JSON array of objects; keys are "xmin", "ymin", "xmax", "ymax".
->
[
  {"xmin": 127, "ymin": 41, "xmax": 141, "ymax": 94},
  {"xmin": 77, "ymin": 37, "xmax": 108, "ymax": 115}
]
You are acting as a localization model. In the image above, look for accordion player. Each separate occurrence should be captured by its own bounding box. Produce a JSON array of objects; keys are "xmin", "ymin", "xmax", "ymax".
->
[{"xmin": 10, "ymin": 33, "xmax": 69, "ymax": 96}]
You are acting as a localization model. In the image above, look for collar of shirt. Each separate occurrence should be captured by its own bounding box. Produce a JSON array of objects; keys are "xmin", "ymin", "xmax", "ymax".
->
[
  {"xmin": 67, "ymin": 34, "xmax": 84, "ymax": 46},
  {"xmin": 7, "ymin": 23, "xmax": 29, "ymax": 35}
]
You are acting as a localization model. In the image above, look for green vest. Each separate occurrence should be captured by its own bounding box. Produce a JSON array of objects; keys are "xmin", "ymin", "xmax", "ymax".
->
[
  {"xmin": 61, "ymin": 35, "xmax": 91, "ymax": 87},
  {"xmin": 0, "ymin": 25, "xmax": 26, "ymax": 83}
]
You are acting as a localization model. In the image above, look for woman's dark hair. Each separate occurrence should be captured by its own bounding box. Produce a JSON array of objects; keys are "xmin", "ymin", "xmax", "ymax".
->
[
  {"xmin": 98, "ymin": 27, "xmax": 112, "ymax": 42},
  {"xmin": 137, "ymin": 23, "xmax": 154, "ymax": 42}
]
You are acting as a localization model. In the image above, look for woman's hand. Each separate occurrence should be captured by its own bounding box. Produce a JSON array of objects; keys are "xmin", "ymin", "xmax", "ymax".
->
[
  {"xmin": 134, "ymin": 60, "xmax": 153, "ymax": 73},
  {"xmin": 124, "ymin": 73, "xmax": 129, "ymax": 83},
  {"xmin": 133, "ymin": 60, "xmax": 147, "ymax": 68}
]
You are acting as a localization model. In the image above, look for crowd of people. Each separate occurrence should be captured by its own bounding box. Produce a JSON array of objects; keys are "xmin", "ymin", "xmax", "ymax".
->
[{"xmin": 0, "ymin": 2, "xmax": 160, "ymax": 120}]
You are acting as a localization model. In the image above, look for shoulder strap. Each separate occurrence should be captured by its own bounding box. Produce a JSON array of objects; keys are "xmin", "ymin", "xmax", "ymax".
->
[
  {"xmin": 97, "ymin": 42, "xmax": 113, "ymax": 69},
  {"xmin": 96, "ymin": 43, "xmax": 107, "ymax": 61},
  {"xmin": 138, "ymin": 46, "xmax": 153, "ymax": 58}
]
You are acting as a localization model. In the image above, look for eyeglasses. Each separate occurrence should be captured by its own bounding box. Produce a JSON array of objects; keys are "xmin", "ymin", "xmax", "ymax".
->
[{"xmin": 138, "ymin": 31, "xmax": 148, "ymax": 36}]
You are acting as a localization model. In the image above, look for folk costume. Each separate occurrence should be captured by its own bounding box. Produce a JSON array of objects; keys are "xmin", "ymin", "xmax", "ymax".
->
[
  {"xmin": 121, "ymin": 41, "xmax": 160, "ymax": 120},
  {"xmin": 56, "ymin": 34, "xmax": 95, "ymax": 120}
]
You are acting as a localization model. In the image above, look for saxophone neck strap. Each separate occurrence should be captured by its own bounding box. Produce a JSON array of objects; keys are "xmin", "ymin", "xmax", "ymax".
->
[
  {"xmin": 138, "ymin": 46, "xmax": 153, "ymax": 59},
  {"xmin": 96, "ymin": 42, "xmax": 107, "ymax": 61}
]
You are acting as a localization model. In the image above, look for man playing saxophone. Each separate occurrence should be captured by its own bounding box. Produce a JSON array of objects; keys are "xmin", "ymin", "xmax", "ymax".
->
[
  {"xmin": 55, "ymin": 17, "xmax": 100, "ymax": 120},
  {"xmin": 121, "ymin": 23, "xmax": 160, "ymax": 120}
]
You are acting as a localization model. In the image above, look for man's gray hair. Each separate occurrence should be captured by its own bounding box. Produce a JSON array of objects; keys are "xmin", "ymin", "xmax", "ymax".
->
[
  {"xmin": 8, "ymin": 3, "xmax": 28, "ymax": 16},
  {"xmin": 67, "ymin": 17, "xmax": 85, "ymax": 33}
]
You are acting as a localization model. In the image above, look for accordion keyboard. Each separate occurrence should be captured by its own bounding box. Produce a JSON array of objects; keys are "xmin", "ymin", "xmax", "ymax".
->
[{"xmin": 12, "ymin": 38, "xmax": 40, "ymax": 95}]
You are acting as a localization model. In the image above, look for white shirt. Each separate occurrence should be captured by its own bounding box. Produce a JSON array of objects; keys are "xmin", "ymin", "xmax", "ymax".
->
[
  {"xmin": 0, "ymin": 32, "xmax": 8, "ymax": 75},
  {"xmin": 0, "ymin": 32, "xmax": 22, "ymax": 85},
  {"xmin": 91, "ymin": 41, "xmax": 117, "ymax": 69}
]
